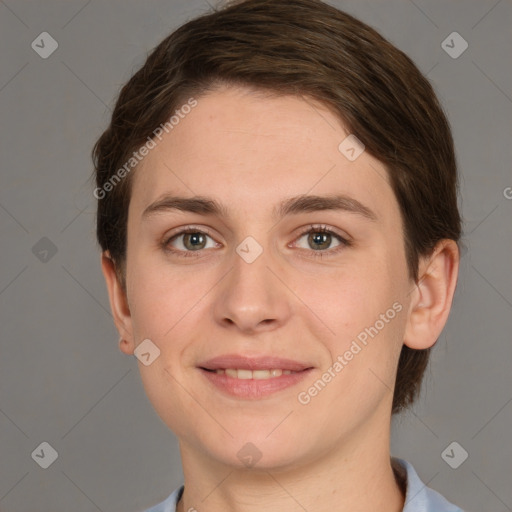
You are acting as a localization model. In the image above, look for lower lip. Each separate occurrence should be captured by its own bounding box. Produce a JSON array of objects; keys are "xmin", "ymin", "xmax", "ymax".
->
[{"xmin": 199, "ymin": 368, "xmax": 314, "ymax": 399}]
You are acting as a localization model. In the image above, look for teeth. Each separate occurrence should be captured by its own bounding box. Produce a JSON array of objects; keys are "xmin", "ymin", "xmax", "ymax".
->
[{"xmin": 214, "ymin": 369, "xmax": 296, "ymax": 379}]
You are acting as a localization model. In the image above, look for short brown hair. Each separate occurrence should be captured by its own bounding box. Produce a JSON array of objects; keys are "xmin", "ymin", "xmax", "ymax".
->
[{"xmin": 93, "ymin": 0, "xmax": 461, "ymax": 413}]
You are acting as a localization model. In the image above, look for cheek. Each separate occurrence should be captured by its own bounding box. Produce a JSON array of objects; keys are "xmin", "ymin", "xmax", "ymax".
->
[
  {"xmin": 127, "ymin": 263, "xmax": 203, "ymax": 432},
  {"xmin": 125, "ymin": 246, "xmax": 176, "ymax": 338},
  {"xmin": 295, "ymin": 259, "xmax": 394, "ymax": 336},
  {"xmin": 294, "ymin": 256, "xmax": 406, "ymax": 382},
  {"xmin": 128, "ymin": 269, "xmax": 195, "ymax": 342}
]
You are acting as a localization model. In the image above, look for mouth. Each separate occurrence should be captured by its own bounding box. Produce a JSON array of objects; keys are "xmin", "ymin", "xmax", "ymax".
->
[
  {"xmin": 197, "ymin": 355, "xmax": 314, "ymax": 399},
  {"xmin": 198, "ymin": 354, "xmax": 312, "ymax": 372},
  {"xmin": 200, "ymin": 367, "xmax": 302, "ymax": 379}
]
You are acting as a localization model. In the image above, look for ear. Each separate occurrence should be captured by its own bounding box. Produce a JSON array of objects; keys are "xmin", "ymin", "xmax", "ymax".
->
[
  {"xmin": 403, "ymin": 239, "xmax": 459, "ymax": 350},
  {"xmin": 101, "ymin": 252, "xmax": 135, "ymax": 355}
]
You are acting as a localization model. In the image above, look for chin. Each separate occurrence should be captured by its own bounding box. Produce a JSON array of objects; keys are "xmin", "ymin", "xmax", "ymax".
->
[{"xmin": 200, "ymin": 432, "xmax": 308, "ymax": 471}]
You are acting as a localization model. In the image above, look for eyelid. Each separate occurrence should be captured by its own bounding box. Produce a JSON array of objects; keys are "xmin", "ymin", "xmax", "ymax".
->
[
  {"xmin": 164, "ymin": 224, "xmax": 216, "ymax": 241},
  {"xmin": 289, "ymin": 224, "xmax": 352, "ymax": 258},
  {"xmin": 162, "ymin": 223, "xmax": 351, "ymax": 258},
  {"xmin": 292, "ymin": 223, "xmax": 351, "ymax": 244}
]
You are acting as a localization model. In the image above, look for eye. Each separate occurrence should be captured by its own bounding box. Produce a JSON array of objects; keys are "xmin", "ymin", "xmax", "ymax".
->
[
  {"xmin": 163, "ymin": 227, "xmax": 219, "ymax": 258},
  {"xmin": 162, "ymin": 224, "xmax": 351, "ymax": 260},
  {"xmin": 292, "ymin": 225, "xmax": 351, "ymax": 258}
]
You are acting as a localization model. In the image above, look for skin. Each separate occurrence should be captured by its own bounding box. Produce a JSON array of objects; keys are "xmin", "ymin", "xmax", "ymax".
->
[{"xmin": 102, "ymin": 85, "xmax": 459, "ymax": 512}]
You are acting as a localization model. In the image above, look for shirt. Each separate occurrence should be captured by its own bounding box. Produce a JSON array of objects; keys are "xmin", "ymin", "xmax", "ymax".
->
[{"xmin": 143, "ymin": 457, "xmax": 464, "ymax": 512}]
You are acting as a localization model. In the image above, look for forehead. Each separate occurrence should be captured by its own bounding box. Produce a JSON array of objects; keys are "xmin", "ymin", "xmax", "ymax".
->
[{"xmin": 130, "ymin": 86, "xmax": 397, "ymax": 224}]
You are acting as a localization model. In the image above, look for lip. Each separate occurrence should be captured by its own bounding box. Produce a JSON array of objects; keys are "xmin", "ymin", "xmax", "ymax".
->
[
  {"xmin": 197, "ymin": 354, "xmax": 314, "ymax": 400},
  {"xmin": 199, "ymin": 367, "xmax": 314, "ymax": 399},
  {"xmin": 198, "ymin": 354, "xmax": 313, "ymax": 372}
]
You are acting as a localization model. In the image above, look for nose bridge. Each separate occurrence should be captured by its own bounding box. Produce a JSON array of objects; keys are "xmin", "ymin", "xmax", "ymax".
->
[{"xmin": 213, "ymin": 232, "xmax": 291, "ymax": 332}]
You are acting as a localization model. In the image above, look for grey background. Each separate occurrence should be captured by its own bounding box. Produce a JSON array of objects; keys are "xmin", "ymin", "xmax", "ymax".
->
[{"xmin": 0, "ymin": 1, "xmax": 511, "ymax": 511}]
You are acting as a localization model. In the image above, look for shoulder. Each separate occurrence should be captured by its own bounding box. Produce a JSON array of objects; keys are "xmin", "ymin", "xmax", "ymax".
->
[
  {"xmin": 142, "ymin": 485, "xmax": 184, "ymax": 512},
  {"xmin": 393, "ymin": 458, "xmax": 465, "ymax": 512}
]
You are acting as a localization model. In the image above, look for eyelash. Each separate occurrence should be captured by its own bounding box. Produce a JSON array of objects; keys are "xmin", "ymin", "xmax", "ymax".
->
[{"xmin": 162, "ymin": 224, "xmax": 351, "ymax": 260}]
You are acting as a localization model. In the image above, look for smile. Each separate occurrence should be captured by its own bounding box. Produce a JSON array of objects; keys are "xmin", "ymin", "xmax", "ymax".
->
[
  {"xmin": 204, "ymin": 368, "xmax": 298, "ymax": 379},
  {"xmin": 199, "ymin": 367, "xmax": 313, "ymax": 399}
]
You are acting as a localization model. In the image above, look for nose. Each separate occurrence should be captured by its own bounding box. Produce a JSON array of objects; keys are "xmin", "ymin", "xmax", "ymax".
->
[{"xmin": 213, "ymin": 239, "xmax": 293, "ymax": 334}]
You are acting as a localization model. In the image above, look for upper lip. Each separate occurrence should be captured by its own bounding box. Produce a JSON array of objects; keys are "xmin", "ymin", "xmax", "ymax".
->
[{"xmin": 198, "ymin": 354, "xmax": 313, "ymax": 372}]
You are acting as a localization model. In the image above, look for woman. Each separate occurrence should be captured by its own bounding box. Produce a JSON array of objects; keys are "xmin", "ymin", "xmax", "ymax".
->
[{"xmin": 93, "ymin": 1, "xmax": 464, "ymax": 510}]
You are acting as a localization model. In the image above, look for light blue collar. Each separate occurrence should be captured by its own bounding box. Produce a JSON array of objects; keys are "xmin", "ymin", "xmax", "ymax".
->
[{"xmin": 144, "ymin": 458, "xmax": 464, "ymax": 511}]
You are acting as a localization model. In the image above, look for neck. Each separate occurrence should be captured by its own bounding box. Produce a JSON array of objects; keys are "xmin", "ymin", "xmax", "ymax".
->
[{"xmin": 176, "ymin": 420, "xmax": 404, "ymax": 512}]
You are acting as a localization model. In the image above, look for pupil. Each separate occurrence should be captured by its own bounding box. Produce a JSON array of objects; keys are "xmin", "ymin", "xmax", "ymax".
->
[
  {"xmin": 310, "ymin": 232, "xmax": 330, "ymax": 250},
  {"xmin": 186, "ymin": 233, "xmax": 205, "ymax": 250}
]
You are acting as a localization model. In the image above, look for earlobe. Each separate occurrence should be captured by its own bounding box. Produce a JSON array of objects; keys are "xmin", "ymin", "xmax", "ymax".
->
[
  {"xmin": 403, "ymin": 239, "xmax": 459, "ymax": 350},
  {"xmin": 100, "ymin": 252, "xmax": 135, "ymax": 355},
  {"xmin": 118, "ymin": 337, "xmax": 134, "ymax": 355}
]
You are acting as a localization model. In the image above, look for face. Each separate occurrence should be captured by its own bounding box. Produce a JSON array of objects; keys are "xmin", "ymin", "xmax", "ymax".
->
[{"xmin": 111, "ymin": 86, "xmax": 419, "ymax": 470}]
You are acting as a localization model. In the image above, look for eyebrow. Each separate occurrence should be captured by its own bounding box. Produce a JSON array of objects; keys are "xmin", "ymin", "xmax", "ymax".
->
[{"xmin": 142, "ymin": 193, "xmax": 378, "ymax": 222}]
